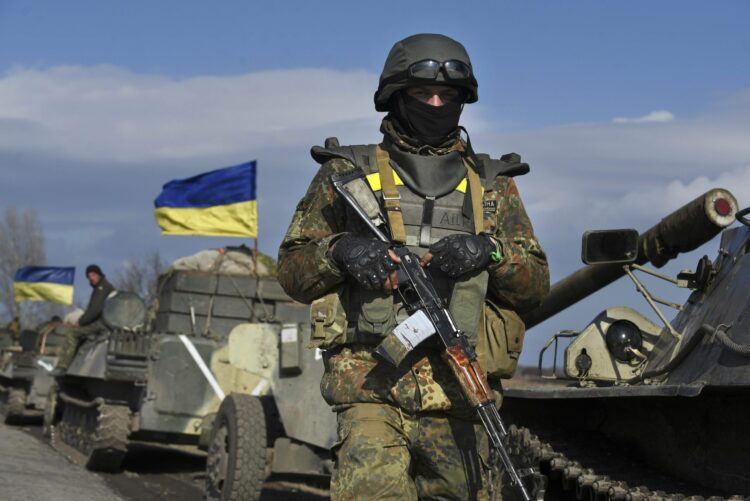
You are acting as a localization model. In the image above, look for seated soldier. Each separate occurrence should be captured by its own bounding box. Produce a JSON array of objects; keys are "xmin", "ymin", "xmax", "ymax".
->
[
  {"xmin": 52, "ymin": 265, "xmax": 115, "ymax": 374},
  {"xmin": 0, "ymin": 316, "xmax": 20, "ymax": 354}
]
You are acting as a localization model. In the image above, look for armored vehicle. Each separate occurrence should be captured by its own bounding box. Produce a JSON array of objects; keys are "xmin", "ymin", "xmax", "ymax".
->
[
  {"xmin": 500, "ymin": 189, "xmax": 750, "ymax": 499},
  {"xmin": 0, "ymin": 324, "xmax": 61, "ymax": 423},
  {"xmin": 45, "ymin": 248, "xmax": 336, "ymax": 496}
]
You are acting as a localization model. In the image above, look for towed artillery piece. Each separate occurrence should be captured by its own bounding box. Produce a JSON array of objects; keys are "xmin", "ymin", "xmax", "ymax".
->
[
  {"xmin": 44, "ymin": 248, "xmax": 335, "ymax": 501},
  {"xmin": 0, "ymin": 323, "xmax": 62, "ymax": 423},
  {"xmin": 501, "ymin": 188, "xmax": 750, "ymax": 499}
]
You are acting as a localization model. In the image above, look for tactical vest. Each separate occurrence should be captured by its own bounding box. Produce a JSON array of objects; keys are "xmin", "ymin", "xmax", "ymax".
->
[{"xmin": 310, "ymin": 138, "xmax": 529, "ymax": 350}]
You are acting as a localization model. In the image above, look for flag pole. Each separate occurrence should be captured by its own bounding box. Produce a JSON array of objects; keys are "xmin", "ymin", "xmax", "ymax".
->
[
  {"xmin": 253, "ymin": 238, "xmax": 259, "ymax": 277},
  {"xmin": 252, "ymin": 163, "xmax": 259, "ymax": 278}
]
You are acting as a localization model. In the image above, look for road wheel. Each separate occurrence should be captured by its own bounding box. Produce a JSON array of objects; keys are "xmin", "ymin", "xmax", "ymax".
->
[
  {"xmin": 4, "ymin": 388, "xmax": 27, "ymax": 423},
  {"xmin": 206, "ymin": 394, "xmax": 267, "ymax": 501}
]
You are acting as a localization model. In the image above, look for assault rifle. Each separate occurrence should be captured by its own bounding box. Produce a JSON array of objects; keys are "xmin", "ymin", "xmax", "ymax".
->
[{"xmin": 331, "ymin": 169, "xmax": 540, "ymax": 501}]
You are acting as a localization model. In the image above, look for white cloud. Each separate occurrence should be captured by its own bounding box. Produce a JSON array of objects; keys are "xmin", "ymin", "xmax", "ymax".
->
[
  {"xmin": 469, "ymin": 94, "xmax": 750, "ymax": 281},
  {"xmin": 612, "ymin": 110, "xmax": 675, "ymax": 124},
  {"xmin": 0, "ymin": 65, "xmax": 381, "ymax": 162},
  {"xmin": 3, "ymin": 65, "xmax": 748, "ymax": 241},
  {"xmin": 611, "ymin": 166, "xmax": 750, "ymax": 220},
  {"xmin": 1, "ymin": 64, "xmax": 749, "ymax": 340}
]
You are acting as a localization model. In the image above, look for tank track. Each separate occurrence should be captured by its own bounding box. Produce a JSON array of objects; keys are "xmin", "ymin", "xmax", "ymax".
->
[
  {"xmin": 505, "ymin": 425, "xmax": 747, "ymax": 500},
  {"xmin": 54, "ymin": 396, "xmax": 130, "ymax": 472},
  {"xmin": 3, "ymin": 387, "xmax": 27, "ymax": 423}
]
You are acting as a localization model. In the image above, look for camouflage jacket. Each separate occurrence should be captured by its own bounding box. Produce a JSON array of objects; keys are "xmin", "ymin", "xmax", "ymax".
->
[
  {"xmin": 278, "ymin": 134, "xmax": 549, "ymax": 414},
  {"xmin": 78, "ymin": 277, "xmax": 115, "ymax": 327}
]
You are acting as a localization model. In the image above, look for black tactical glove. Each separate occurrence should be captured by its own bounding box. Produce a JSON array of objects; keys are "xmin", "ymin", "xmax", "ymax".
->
[
  {"xmin": 428, "ymin": 233, "xmax": 499, "ymax": 278},
  {"xmin": 331, "ymin": 235, "xmax": 398, "ymax": 289}
]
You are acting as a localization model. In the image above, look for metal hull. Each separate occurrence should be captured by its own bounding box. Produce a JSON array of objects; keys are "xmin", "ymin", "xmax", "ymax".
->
[{"xmin": 504, "ymin": 386, "xmax": 750, "ymax": 496}]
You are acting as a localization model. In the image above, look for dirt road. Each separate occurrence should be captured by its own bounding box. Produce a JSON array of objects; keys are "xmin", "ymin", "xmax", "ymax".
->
[{"xmin": 0, "ymin": 421, "xmax": 328, "ymax": 500}]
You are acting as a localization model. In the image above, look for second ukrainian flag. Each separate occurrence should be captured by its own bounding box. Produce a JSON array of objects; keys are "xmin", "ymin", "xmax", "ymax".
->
[{"xmin": 154, "ymin": 161, "xmax": 258, "ymax": 237}]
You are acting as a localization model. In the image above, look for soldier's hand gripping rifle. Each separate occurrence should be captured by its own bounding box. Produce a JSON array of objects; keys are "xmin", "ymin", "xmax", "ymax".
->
[{"xmin": 331, "ymin": 169, "xmax": 540, "ymax": 501}]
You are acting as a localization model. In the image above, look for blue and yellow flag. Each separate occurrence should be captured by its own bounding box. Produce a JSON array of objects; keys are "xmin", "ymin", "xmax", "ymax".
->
[
  {"xmin": 154, "ymin": 161, "xmax": 257, "ymax": 237},
  {"xmin": 13, "ymin": 266, "xmax": 75, "ymax": 305}
]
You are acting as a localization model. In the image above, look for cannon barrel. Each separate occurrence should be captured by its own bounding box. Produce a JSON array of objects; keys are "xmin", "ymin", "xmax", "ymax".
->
[{"xmin": 522, "ymin": 188, "xmax": 738, "ymax": 329}]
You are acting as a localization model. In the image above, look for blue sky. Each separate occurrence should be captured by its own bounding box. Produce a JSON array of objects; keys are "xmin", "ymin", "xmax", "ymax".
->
[
  {"xmin": 3, "ymin": 1, "xmax": 749, "ymax": 127},
  {"xmin": 1, "ymin": 1, "xmax": 749, "ymax": 363}
]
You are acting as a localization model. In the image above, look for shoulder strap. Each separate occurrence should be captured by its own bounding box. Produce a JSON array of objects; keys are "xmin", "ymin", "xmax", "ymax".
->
[
  {"xmin": 374, "ymin": 146, "xmax": 407, "ymax": 244},
  {"xmin": 466, "ymin": 166, "xmax": 484, "ymax": 235}
]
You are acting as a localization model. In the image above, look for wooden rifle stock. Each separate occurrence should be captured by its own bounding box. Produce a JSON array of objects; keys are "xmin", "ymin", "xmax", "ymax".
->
[{"xmin": 443, "ymin": 345, "xmax": 494, "ymax": 408}]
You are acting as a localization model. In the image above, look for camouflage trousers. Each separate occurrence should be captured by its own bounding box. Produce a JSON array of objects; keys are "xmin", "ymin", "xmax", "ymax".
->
[
  {"xmin": 330, "ymin": 403, "xmax": 494, "ymax": 501},
  {"xmin": 56, "ymin": 324, "xmax": 101, "ymax": 369}
]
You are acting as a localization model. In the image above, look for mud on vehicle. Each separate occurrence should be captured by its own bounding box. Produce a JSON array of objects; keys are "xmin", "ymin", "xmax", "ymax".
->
[
  {"xmin": 44, "ymin": 254, "xmax": 336, "ymax": 500},
  {"xmin": 0, "ymin": 326, "xmax": 62, "ymax": 424},
  {"xmin": 501, "ymin": 189, "xmax": 750, "ymax": 499}
]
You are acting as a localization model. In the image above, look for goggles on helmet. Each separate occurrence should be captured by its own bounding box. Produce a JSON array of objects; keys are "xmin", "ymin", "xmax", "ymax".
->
[{"xmin": 382, "ymin": 59, "xmax": 473, "ymax": 85}]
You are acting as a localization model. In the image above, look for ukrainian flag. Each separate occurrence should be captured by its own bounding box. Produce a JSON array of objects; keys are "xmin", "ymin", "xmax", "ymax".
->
[
  {"xmin": 13, "ymin": 266, "xmax": 75, "ymax": 305},
  {"xmin": 154, "ymin": 161, "xmax": 257, "ymax": 237}
]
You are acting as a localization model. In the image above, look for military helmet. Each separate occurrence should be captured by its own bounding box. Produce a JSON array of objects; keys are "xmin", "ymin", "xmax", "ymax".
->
[{"xmin": 374, "ymin": 33, "xmax": 478, "ymax": 112}]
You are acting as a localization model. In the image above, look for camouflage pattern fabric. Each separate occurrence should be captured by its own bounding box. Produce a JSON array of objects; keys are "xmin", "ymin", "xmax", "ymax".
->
[
  {"xmin": 278, "ymin": 122, "xmax": 549, "ymax": 410},
  {"xmin": 330, "ymin": 403, "xmax": 493, "ymax": 501},
  {"xmin": 480, "ymin": 175, "xmax": 549, "ymax": 312},
  {"xmin": 321, "ymin": 344, "xmax": 477, "ymax": 414},
  {"xmin": 279, "ymin": 119, "xmax": 549, "ymax": 311},
  {"xmin": 55, "ymin": 323, "xmax": 101, "ymax": 369},
  {"xmin": 5, "ymin": 317, "xmax": 20, "ymax": 336},
  {"xmin": 278, "ymin": 117, "xmax": 549, "ymax": 498}
]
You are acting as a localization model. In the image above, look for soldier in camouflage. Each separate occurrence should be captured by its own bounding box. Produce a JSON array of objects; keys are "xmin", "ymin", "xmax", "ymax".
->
[
  {"xmin": 278, "ymin": 34, "xmax": 549, "ymax": 500},
  {"xmin": 54, "ymin": 264, "xmax": 115, "ymax": 373}
]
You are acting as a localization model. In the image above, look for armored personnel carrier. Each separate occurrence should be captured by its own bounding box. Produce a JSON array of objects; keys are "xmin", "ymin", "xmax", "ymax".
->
[
  {"xmin": 501, "ymin": 189, "xmax": 750, "ymax": 499},
  {"xmin": 45, "ymin": 248, "xmax": 336, "ymax": 496},
  {"xmin": 0, "ymin": 324, "xmax": 61, "ymax": 423}
]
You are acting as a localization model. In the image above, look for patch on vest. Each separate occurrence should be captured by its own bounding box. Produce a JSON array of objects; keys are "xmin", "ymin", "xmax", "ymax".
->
[
  {"xmin": 483, "ymin": 200, "xmax": 498, "ymax": 215},
  {"xmin": 438, "ymin": 212, "xmax": 473, "ymax": 229}
]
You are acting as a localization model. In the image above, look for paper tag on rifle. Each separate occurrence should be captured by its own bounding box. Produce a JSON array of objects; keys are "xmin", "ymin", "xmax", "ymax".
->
[{"xmin": 392, "ymin": 310, "xmax": 436, "ymax": 351}]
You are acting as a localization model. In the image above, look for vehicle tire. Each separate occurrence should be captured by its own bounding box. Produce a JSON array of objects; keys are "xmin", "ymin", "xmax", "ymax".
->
[
  {"xmin": 4, "ymin": 388, "xmax": 26, "ymax": 423},
  {"xmin": 205, "ymin": 394, "xmax": 267, "ymax": 501}
]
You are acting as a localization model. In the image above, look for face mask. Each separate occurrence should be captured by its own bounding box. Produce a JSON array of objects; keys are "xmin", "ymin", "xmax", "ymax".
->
[{"xmin": 396, "ymin": 93, "xmax": 463, "ymax": 147}]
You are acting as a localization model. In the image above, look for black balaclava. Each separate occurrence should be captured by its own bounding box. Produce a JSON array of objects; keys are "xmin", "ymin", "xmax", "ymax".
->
[{"xmin": 393, "ymin": 91, "xmax": 463, "ymax": 147}]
